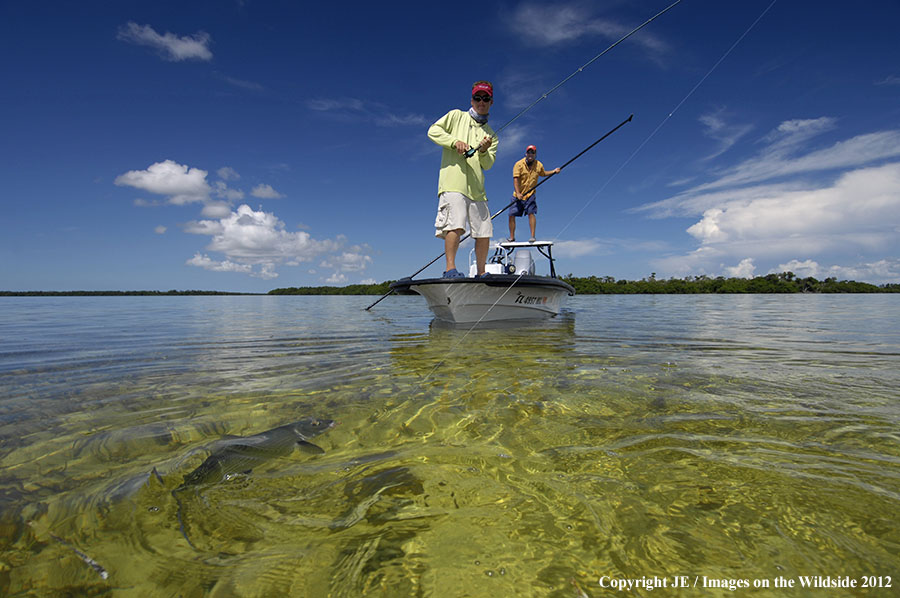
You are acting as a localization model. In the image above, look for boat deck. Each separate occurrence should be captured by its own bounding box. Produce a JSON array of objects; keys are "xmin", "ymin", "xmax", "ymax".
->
[{"xmin": 390, "ymin": 274, "xmax": 575, "ymax": 294}]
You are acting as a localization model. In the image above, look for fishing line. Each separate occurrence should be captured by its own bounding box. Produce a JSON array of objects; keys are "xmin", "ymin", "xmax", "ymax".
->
[
  {"xmin": 551, "ymin": 0, "xmax": 779, "ymax": 242},
  {"xmin": 486, "ymin": 0, "xmax": 683, "ymax": 139}
]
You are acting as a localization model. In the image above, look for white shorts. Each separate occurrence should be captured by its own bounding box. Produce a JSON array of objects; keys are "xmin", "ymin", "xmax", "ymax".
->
[{"xmin": 434, "ymin": 192, "xmax": 493, "ymax": 239}]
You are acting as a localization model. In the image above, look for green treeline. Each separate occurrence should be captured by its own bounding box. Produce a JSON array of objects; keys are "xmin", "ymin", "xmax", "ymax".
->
[
  {"xmin": 269, "ymin": 273, "xmax": 898, "ymax": 295},
  {"xmin": 560, "ymin": 273, "xmax": 900, "ymax": 294},
  {"xmin": 268, "ymin": 283, "xmax": 392, "ymax": 295}
]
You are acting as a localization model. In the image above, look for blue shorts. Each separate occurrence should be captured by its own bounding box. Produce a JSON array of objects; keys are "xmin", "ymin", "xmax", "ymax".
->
[{"xmin": 510, "ymin": 196, "xmax": 537, "ymax": 216}]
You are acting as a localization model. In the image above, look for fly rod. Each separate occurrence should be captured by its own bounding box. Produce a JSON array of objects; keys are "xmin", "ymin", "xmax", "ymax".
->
[
  {"xmin": 463, "ymin": 0, "xmax": 682, "ymax": 157},
  {"xmin": 365, "ymin": 114, "xmax": 633, "ymax": 311}
]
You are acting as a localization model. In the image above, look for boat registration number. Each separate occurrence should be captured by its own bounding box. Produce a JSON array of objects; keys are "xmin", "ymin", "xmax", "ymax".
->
[{"xmin": 514, "ymin": 293, "xmax": 549, "ymax": 305}]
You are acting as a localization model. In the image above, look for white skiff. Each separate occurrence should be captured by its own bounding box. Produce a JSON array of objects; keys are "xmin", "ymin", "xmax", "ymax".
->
[{"xmin": 390, "ymin": 241, "xmax": 575, "ymax": 323}]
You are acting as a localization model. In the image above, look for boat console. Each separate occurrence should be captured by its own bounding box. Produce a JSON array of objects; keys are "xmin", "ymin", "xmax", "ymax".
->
[{"xmin": 468, "ymin": 240, "xmax": 559, "ymax": 278}]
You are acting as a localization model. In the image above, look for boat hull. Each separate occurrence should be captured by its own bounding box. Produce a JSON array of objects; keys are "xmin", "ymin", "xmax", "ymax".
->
[{"xmin": 391, "ymin": 275, "xmax": 574, "ymax": 323}]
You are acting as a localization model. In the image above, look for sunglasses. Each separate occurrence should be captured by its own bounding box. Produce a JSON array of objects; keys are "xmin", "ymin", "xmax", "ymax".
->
[{"xmin": 472, "ymin": 95, "xmax": 492, "ymax": 103}]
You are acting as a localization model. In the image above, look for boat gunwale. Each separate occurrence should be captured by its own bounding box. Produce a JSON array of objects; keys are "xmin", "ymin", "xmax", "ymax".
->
[{"xmin": 390, "ymin": 275, "xmax": 575, "ymax": 295}]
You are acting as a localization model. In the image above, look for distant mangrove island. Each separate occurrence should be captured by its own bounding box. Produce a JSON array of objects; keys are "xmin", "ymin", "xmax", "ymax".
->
[
  {"xmin": 269, "ymin": 273, "xmax": 900, "ymax": 295},
  {"xmin": 4, "ymin": 273, "xmax": 898, "ymax": 297}
]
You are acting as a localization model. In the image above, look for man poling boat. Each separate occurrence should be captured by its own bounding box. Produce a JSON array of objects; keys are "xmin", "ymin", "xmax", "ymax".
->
[{"xmin": 508, "ymin": 144, "xmax": 561, "ymax": 244}]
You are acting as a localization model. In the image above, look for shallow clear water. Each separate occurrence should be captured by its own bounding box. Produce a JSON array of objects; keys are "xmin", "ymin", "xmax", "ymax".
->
[{"xmin": 1, "ymin": 295, "xmax": 898, "ymax": 597}]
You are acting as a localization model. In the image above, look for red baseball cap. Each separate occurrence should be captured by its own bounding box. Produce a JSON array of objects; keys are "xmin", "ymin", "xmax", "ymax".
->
[
  {"xmin": 472, "ymin": 82, "xmax": 493, "ymax": 97},
  {"xmin": 526, "ymin": 145, "xmax": 537, "ymax": 153}
]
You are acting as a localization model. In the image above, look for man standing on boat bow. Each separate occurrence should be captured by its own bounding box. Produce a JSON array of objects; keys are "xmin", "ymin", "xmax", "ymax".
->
[
  {"xmin": 427, "ymin": 81, "xmax": 498, "ymax": 278},
  {"xmin": 508, "ymin": 145, "xmax": 559, "ymax": 243}
]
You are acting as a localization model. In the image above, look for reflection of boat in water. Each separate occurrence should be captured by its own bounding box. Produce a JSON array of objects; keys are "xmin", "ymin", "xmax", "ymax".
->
[
  {"xmin": 428, "ymin": 310, "xmax": 575, "ymax": 331},
  {"xmin": 390, "ymin": 241, "xmax": 575, "ymax": 324}
]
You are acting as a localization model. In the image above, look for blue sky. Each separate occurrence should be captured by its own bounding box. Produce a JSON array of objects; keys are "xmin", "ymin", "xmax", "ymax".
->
[{"xmin": 2, "ymin": 0, "xmax": 899, "ymax": 292}]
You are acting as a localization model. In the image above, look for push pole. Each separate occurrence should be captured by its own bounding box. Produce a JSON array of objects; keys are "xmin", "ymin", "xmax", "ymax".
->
[{"xmin": 364, "ymin": 114, "xmax": 633, "ymax": 311}]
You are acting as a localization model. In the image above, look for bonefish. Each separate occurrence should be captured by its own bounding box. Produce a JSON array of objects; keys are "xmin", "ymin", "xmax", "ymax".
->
[{"xmin": 172, "ymin": 417, "xmax": 335, "ymax": 548}]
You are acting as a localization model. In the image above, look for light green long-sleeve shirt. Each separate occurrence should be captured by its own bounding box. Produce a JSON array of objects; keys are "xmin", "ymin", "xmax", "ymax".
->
[{"xmin": 427, "ymin": 109, "xmax": 497, "ymax": 202}]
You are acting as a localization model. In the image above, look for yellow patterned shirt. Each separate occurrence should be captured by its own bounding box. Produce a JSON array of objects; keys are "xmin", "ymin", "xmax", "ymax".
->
[{"xmin": 513, "ymin": 158, "xmax": 549, "ymax": 200}]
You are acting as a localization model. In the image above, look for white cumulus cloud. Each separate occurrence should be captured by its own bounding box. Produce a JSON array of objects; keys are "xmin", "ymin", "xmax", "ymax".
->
[
  {"xmin": 115, "ymin": 160, "xmax": 211, "ymax": 205},
  {"xmin": 184, "ymin": 204, "xmax": 371, "ymax": 281},
  {"xmin": 217, "ymin": 167, "xmax": 240, "ymax": 181},
  {"xmin": 116, "ymin": 160, "xmax": 282, "ymax": 215},
  {"xmin": 775, "ymin": 259, "xmax": 820, "ymax": 278},
  {"xmin": 189, "ymin": 204, "xmax": 340, "ymax": 262},
  {"xmin": 723, "ymin": 258, "xmax": 756, "ymax": 278},
  {"xmin": 186, "ymin": 253, "xmax": 254, "ymax": 275},
  {"xmin": 214, "ymin": 181, "xmax": 245, "ymax": 201},
  {"xmin": 251, "ymin": 184, "xmax": 284, "ymax": 199},
  {"xmin": 320, "ymin": 250, "xmax": 374, "ymax": 273},
  {"xmin": 200, "ymin": 201, "xmax": 233, "ymax": 218}
]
